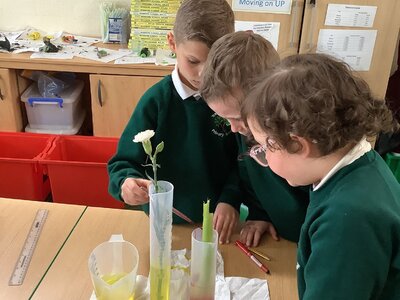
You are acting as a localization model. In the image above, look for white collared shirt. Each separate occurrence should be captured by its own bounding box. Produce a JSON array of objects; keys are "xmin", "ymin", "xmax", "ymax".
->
[
  {"xmin": 313, "ymin": 138, "xmax": 372, "ymax": 191},
  {"xmin": 171, "ymin": 66, "xmax": 201, "ymax": 100}
]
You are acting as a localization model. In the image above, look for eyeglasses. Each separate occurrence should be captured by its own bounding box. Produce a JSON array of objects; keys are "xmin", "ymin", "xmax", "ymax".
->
[{"xmin": 249, "ymin": 144, "xmax": 269, "ymax": 167}]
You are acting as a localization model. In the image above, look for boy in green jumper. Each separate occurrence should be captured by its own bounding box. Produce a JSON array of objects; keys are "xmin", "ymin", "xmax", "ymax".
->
[
  {"xmin": 243, "ymin": 53, "xmax": 400, "ymax": 299},
  {"xmin": 108, "ymin": 0, "xmax": 241, "ymax": 243},
  {"xmin": 200, "ymin": 31, "xmax": 309, "ymax": 246}
]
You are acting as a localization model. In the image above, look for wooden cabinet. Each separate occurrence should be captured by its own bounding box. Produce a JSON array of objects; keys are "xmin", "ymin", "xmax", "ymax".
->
[
  {"xmin": 0, "ymin": 51, "xmax": 171, "ymax": 135},
  {"xmin": 90, "ymin": 74, "xmax": 162, "ymax": 137},
  {"xmin": 0, "ymin": 68, "xmax": 23, "ymax": 131},
  {"xmin": 299, "ymin": 0, "xmax": 400, "ymax": 98}
]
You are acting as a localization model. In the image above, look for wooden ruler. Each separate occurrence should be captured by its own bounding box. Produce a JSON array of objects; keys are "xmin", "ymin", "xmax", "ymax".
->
[{"xmin": 9, "ymin": 209, "xmax": 49, "ymax": 286}]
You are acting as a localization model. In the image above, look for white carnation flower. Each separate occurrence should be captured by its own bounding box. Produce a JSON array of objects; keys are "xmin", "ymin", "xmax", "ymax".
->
[{"xmin": 133, "ymin": 130, "xmax": 155, "ymax": 143}]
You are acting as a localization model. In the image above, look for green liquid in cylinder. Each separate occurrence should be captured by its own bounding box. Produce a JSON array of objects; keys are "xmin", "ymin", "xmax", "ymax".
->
[{"xmin": 150, "ymin": 265, "xmax": 170, "ymax": 300}]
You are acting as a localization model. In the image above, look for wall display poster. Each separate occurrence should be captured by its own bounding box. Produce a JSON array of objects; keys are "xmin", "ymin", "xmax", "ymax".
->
[
  {"xmin": 317, "ymin": 29, "xmax": 377, "ymax": 71},
  {"xmin": 232, "ymin": 0, "xmax": 292, "ymax": 14},
  {"xmin": 324, "ymin": 4, "xmax": 377, "ymax": 28},
  {"xmin": 129, "ymin": 0, "xmax": 181, "ymax": 51},
  {"xmin": 235, "ymin": 21, "xmax": 280, "ymax": 50}
]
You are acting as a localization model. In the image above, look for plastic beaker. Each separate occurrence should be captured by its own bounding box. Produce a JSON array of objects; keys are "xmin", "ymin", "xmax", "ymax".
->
[
  {"xmin": 149, "ymin": 180, "xmax": 174, "ymax": 300},
  {"xmin": 88, "ymin": 240, "xmax": 139, "ymax": 300},
  {"xmin": 190, "ymin": 227, "xmax": 218, "ymax": 300}
]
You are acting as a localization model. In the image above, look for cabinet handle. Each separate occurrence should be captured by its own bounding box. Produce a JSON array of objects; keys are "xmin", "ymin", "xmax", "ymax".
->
[
  {"xmin": 307, "ymin": 0, "xmax": 317, "ymax": 50},
  {"xmin": 288, "ymin": 0, "xmax": 300, "ymax": 48},
  {"xmin": 0, "ymin": 87, "xmax": 3, "ymax": 100},
  {"xmin": 97, "ymin": 79, "xmax": 103, "ymax": 107}
]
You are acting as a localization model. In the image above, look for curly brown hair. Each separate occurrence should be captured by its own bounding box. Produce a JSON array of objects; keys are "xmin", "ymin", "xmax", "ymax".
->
[
  {"xmin": 173, "ymin": 0, "xmax": 234, "ymax": 48},
  {"xmin": 242, "ymin": 53, "xmax": 399, "ymax": 155}
]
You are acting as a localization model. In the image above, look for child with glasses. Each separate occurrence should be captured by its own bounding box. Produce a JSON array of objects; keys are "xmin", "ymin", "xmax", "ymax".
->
[
  {"xmin": 200, "ymin": 31, "xmax": 309, "ymax": 246},
  {"xmin": 242, "ymin": 53, "xmax": 400, "ymax": 300},
  {"xmin": 108, "ymin": 0, "xmax": 242, "ymax": 242}
]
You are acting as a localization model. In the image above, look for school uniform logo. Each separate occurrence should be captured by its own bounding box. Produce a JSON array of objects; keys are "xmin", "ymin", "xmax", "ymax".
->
[{"xmin": 211, "ymin": 113, "xmax": 231, "ymax": 137}]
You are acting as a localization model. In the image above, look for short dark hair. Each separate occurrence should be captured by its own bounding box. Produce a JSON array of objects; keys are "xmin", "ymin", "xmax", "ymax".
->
[{"xmin": 173, "ymin": 0, "xmax": 234, "ymax": 48}]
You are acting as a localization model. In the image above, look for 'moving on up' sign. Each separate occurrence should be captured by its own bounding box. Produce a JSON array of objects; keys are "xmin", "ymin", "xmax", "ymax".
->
[{"xmin": 232, "ymin": 0, "xmax": 292, "ymax": 14}]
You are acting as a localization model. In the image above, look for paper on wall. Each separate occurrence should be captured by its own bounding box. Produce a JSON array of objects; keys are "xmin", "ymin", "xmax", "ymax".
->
[
  {"xmin": 235, "ymin": 21, "xmax": 280, "ymax": 51},
  {"xmin": 317, "ymin": 29, "xmax": 377, "ymax": 71},
  {"xmin": 324, "ymin": 4, "xmax": 377, "ymax": 28},
  {"xmin": 232, "ymin": 0, "xmax": 292, "ymax": 14}
]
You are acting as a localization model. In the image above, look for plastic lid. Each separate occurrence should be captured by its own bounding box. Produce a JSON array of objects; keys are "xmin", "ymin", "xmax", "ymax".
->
[{"xmin": 21, "ymin": 80, "xmax": 84, "ymax": 104}]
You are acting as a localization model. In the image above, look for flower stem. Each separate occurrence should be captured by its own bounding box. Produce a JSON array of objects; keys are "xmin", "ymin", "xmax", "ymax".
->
[{"xmin": 152, "ymin": 155, "xmax": 159, "ymax": 193}]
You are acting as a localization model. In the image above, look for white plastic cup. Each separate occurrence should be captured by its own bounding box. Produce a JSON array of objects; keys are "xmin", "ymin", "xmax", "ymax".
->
[
  {"xmin": 88, "ymin": 240, "xmax": 139, "ymax": 300},
  {"xmin": 190, "ymin": 227, "xmax": 218, "ymax": 300}
]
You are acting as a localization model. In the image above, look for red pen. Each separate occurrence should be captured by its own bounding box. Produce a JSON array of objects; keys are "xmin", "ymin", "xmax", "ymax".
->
[{"xmin": 235, "ymin": 240, "xmax": 271, "ymax": 274}]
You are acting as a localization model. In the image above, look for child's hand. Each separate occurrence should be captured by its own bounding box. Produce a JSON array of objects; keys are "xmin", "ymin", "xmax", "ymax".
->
[
  {"xmin": 121, "ymin": 178, "xmax": 151, "ymax": 205},
  {"xmin": 213, "ymin": 203, "xmax": 239, "ymax": 244},
  {"xmin": 240, "ymin": 220, "xmax": 279, "ymax": 247}
]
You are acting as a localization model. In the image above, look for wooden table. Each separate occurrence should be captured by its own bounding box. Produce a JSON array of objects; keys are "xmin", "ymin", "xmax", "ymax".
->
[
  {"xmin": 0, "ymin": 198, "xmax": 86, "ymax": 300},
  {"xmin": 31, "ymin": 206, "xmax": 150, "ymax": 300},
  {"xmin": 171, "ymin": 224, "xmax": 298, "ymax": 300},
  {"xmin": 32, "ymin": 206, "xmax": 298, "ymax": 300}
]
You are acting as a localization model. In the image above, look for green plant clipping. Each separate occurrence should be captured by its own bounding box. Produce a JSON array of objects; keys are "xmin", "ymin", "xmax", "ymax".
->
[{"xmin": 202, "ymin": 199, "xmax": 213, "ymax": 243}]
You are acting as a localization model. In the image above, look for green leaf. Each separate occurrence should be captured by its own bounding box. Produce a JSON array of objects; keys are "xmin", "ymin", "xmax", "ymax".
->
[
  {"xmin": 155, "ymin": 141, "xmax": 164, "ymax": 155},
  {"xmin": 142, "ymin": 140, "xmax": 152, "ymax": 156}
]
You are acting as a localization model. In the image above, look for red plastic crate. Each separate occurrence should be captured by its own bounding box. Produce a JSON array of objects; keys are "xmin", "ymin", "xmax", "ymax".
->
[
  {"xmin": 0, "ymin": 132, "xmax": 53, "ymax": 200},
  {"xmin": 40, "ymin": 135, "xmax": 123, "ymax": 208}
]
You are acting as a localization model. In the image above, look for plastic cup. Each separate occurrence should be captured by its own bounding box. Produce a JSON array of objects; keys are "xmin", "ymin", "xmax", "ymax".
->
[
  {"xmin": 190, "ymin": 227, "xmax": 218, "ymax": 300},
  {"xmin": 88, "ymin": 240, "xmax": 139, "ymax": 300}
]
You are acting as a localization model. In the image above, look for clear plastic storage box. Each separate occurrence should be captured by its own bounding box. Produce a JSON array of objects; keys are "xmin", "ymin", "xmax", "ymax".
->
[{"xmin": 21, "ymin": 80, "xmax": 84, "ymax": 130}]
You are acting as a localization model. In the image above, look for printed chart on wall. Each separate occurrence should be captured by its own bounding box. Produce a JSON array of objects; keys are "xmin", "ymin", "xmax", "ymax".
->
[
  {"xmin": 316, "ymin": 4, "xmax": 378, "ymax": 72},
  {"xmin": 324, "ymin": 4, "xmax": 377, "ymax": 28},
  {"xmin": 232, "ymin": 0, "xmax": 292, "ymax": 14},
  {"xmin": 235, "ymin": 21, "xmax": 280, "ymax": 50},
  {"xmin": 316, "ymin": 29, "xmax": 377, "ymax": 71},
  {"xmin": 129, "ymin": 0, "xmax": 181, "ymax": 51}
]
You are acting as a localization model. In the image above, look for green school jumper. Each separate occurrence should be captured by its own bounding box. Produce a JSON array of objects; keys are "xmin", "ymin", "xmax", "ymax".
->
[
  {"xmin": 297, "ymin": 150, "xmax": 400, "ymax": 300},
  {"xmin": 237, "ymin": 135, "xmax": 309, "ymax": 242},
  {"xmin": 108, "ymin": 75, "xmax": 242, "ymax": 223}
]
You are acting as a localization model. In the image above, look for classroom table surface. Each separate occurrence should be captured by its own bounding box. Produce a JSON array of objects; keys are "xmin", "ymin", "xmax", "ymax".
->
[
  {"xmin": 32, "ymin": 206, "xmax": 298, "ymax": 300},
  {"xmin": 0, "ymin": 197, "xmax": 86, "ymax": 300}
]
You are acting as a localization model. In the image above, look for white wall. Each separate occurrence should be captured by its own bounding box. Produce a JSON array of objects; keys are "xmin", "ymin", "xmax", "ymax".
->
[{"xmin": 0, "ymin": 0, "xmax": 130, "ymax": 37}]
